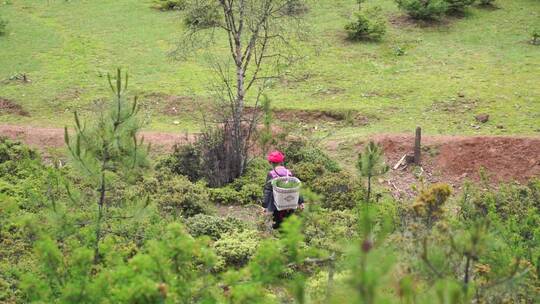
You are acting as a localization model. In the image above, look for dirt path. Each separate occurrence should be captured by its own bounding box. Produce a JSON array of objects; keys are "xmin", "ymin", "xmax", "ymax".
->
[
  {"xmin": 2, "ymin": 124, "xmax": 539, "ymax": 194},
  {"xmin": 0, "ymin": 124, "xmax": 195, "ymax": 152}
]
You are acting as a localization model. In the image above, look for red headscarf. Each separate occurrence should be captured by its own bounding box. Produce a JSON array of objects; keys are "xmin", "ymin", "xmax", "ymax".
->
[{"xmin": 267, "ymin": 150, "xmax": 285, "ymax": 164}]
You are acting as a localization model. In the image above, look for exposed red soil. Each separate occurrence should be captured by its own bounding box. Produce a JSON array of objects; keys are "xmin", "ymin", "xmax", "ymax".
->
[
  {"xmin": 367, "ymin": 134, "xmax": 540, "ymax": 198},
  {"xmin": 0, "ymin": 98, "xmax": 30, "ymax": 116},
  {"xmin": 1, "ymin": 124, "xmax": 538, "ymax": 195}
]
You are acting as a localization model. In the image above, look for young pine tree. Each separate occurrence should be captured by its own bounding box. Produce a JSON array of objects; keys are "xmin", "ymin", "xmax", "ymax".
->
[
  {"xmin": 357, "ymin": 141, "xmax": 389, "ymax": 203},
  {"xmin": 64, "ymin": 68, "xmax": 149, "ymax": 263}
]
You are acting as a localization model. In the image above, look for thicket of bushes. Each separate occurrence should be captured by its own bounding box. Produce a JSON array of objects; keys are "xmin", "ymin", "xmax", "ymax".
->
[
  {"xmin": 1, "ymin": 135, "xmax": 539, "ymax": 303},
  {"xmin": 395, "ymin": 0, "xmax": 491, "ymax": 20}
]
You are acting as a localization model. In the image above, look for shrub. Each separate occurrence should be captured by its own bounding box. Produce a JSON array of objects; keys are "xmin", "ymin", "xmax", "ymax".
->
[
  {"xmin": 478, "ymin": 0, "xmax": 495, "ymax": 6},
  {"xmin": 395, "ymin": 0, "xmax": 448, "ymax": 20},
  {"xmin": 312, "ymin": 172, "xmax": 365, "ymax": 210},
  {"xmin": 209, "ymin": 186, "xmax": 243, "ymax": 205},
  {"xmin": 283, "ymin": 0, "xmax": 309, "ymax": 15},
  {"xmin": 184, "ymin": 0, "xmax": 222, "ymax": 29},
  {"xmin": 0, "ymin": 18, "xmax": 6, "ymax": 36},
  {"xmin": 231, "ymin": 158, "xmax": 269, "ymax": 190},
  {"xmin": 186, "ymin": 214, "xmax": 247, "ymax": 240},
  {"xmin": 156, "ymin": 143, "xmax": 203, "ymax": 182},
  {"xmin": 155, "ymin": 175, "xmax": 212, "ymax": 218},
  {"xmin": 289, "ymin": 162, "xmax": 326, "ymax": 185},
  {"xmin": 153, "ymin": 0, "xmax": 186, "ymax": 10},
  {"xmin": 531, "ymin": 28, "xmax": 540, "ymax": 45},
  {"xmin": 444, "ymin": 0, "xmax": 475, "ymax": 13},
  {"xmin": 411, "ymin": 183, "xmax": 452, "ymax": 228},
  {"xmin": 345, "ymin": 7, "xmax": 387, "ymax": 41},
  {"xmin": 213, "ymin": 230, "xmax": 260, "ymax": 268},
  {"xmin": 239, "ymin": 183, "xmax": 263, "ymax": 204},
  {"xmin": 280, "ymin": 139, "xmax": 340, "ymax": 173},
  {"xmin": 210, "ymin": 183, "xmax": 262, "ymax": 205},
  {"xmin": 303, "ymin": 208, "xmax": 358, "ymax": 251}
]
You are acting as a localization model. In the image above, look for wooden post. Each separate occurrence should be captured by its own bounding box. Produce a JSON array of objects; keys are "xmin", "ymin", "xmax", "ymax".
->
[{"xmin": 414, "ymin": 127, "xmax": 421, "ymax": 165}]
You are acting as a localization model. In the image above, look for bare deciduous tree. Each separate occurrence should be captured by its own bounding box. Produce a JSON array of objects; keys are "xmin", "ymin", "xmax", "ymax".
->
[{"xmin": 176, "ymin": 0, "xmax": 306, "ymax": 185}]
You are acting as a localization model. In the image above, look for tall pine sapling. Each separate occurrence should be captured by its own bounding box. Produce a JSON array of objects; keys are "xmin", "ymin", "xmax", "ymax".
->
[
  {"xmin": 64, "ymin": 68, "xmax": 149, "ymax": 263},
  {"xmin": 357, "ymin": 141, "xmax": 389, "ymax": 203}
]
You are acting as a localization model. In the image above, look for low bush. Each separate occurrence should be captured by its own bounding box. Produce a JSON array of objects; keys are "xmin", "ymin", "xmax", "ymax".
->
[
  {"xmin": 283, "ymin": 0, "xmax": 309, "ymax": 15},
  {"xmin": 152, "ymin": 0, "xmax": 186, "ymax": 10},
  {"xmin": 184, "ymin": 0, "xmax": 222, "ymax": 29},
  {"xmin": 311, "ymin": 172, "xmax": 365, "ymax": 210},
  {"xmin": 444, "ymin": 0, "xmax": 475, "ymax": 14},
  {"xmin": 531, "ymin": 28, "xmax": 540, "ymax": 45},
  {"xmin": 395, "ymin": 0, "xmax": 448, "ymax": 20},
  {"xmin": 289, "ymin": 162, "xmax": 326, "ymax": 185},
  {"xmin": 210, "ymin": 183, "xmax": 262, "ymax": 205},
  {"xmin": 345, "ymin": 7, "xmax": 387, "ymax": 41},
  {"xmin": 231, "ymin": 158, "xmax": 269, "ymax": 189},
  {"xmin": 209, "ymin": 186, "xmax": 243, "ymax": 205},
  {"xmin": 280, "ymin": 139, "xmax": 340, "ymax": 173},
  {"xmin": 213, "ymin": 229, "xmax": 260, "ymax": 268},
  {"xmin": 0, "ymin": 18, "xmax": 7, "ymax": 36},
  {"xmin": 155, "ymin": 175, "xmax": 212, "ymax": 218},
  {"xmin": 239, "ymin": 183, "xmax": 263, "ymax": 204},
  {"xmin": 303, "ymin": 207, "xmax": 357, "ymax": 251},
  {"xmin": 186, "ymin": 214, "xmax": 247, "ymax": 240},
  {"xmin": 478, "ymin": 0, "xmax": 495, "ymax": 6},
  {"xmin": 156, "ymin": 143, "xmax": 203, "ymax": 182}
]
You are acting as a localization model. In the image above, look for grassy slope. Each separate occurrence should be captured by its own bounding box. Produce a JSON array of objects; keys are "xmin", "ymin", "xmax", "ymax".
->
[{"xmin": 0, "ymin": 0, "xmax": 539, "ymax": 137}]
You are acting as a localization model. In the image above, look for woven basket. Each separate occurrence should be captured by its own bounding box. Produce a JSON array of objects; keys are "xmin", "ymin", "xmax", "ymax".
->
[{"xmin": 271, "ymin": 176, "xmax": 301, "ymax": 211}]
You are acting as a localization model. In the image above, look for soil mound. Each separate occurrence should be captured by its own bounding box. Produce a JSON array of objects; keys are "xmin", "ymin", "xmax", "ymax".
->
[
  {"xmin": 374, "ymin": 134, "xmax": 540, "ymax": 185},
  {"xmin": 0, "ymin": 98, "xmax": 30, "ymax": 116}
]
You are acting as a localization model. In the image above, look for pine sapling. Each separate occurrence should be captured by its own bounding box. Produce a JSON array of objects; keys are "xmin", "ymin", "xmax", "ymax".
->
[
  {"xmin": 64, "ymin": 68, "xmax": 149, "ymax": 264},
  {"xmin": 357, "ymin": 141, "xmax": 389, "ymax": 203}
]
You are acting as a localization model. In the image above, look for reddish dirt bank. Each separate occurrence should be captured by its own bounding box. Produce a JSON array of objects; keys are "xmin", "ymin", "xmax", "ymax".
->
[
  {"xmin": 1, "ymin": 125, "xmax": 538, "ymax": 188},
  {"xmin": 368, "ymin": 134, "xmax": 540, "ymax": 197},
  {"xmin": 0, "ymin": 125, "xmax": 194, "ymax": 152}
]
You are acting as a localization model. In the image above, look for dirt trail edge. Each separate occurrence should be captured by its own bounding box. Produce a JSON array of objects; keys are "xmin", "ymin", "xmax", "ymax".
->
[{"xmin": 0, "ymin": 124, "xmax": 195, "ymax": 152}]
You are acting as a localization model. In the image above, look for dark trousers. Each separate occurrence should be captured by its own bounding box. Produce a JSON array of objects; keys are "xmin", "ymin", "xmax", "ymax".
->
[{"xmin": 272, "ymin": 210, "xmax": 295, "ymax": 229}]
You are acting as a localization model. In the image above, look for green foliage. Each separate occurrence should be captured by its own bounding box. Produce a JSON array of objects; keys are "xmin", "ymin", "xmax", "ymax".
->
[
  {"xmin": 186, "ymin": 214, "xmax": 247, "ymax": 240},
  {"xmin": 357, "ymin": 141, "xmax": 389, "ymax": 203},
  {"xmin": 156, "ymin": 175, "xmax": 212, "ymax": 218},
  {"xmin": 412, "ymin": 183, "xmax": 452, "ymax": 228},
  {"xmin": 312, "ymin": 171, "xmax": 365, "ymax": 210},
  {"xmin": 273, "ymin": 178, "xmax": 301, "ymax": 189},
  {"xmin": 303, "ymin": 207, "xmax": 357, "ymax": 252},
  {"xmin": 459, "ymin": 180, "xmax": 540, "ymax": 266},
  {"xmin": 289, "ymin": 162, "xmax": 326, "ymax": 185},
  {"xmin": 209, "ymin": 186, "xmax": 243, "ymax": 205},
  {"xmin": 281, "ymin": 139, "xmax": 340, "ymax": 173},
  {"xmin": 184, "ymin": 0, "xmax": 222, "ymax": 29},
  {"xmin": 156, "ymin": 143, "xmax": 202, "ymax": 182},
  {"xmin": 283, "ymin": 0, "xmax": 309, "ymax": 15},
  {"xmin": 345, "ymin": 7, "xmax": 387, "ymax": 42},
  {"xmin": 0, "ymin": 17, "xmax": 7, "ymax": 36},
  {"xmin": 478, "ymin": 0, "xmax": 495, "ymax": 6},
  {"xmin": 444, "ymin": 0, "xmax": 476, "ymax": 13},
  {"xmin": 63, "ymin": 68, "xmax": 150, "ymax": 263},
  {"xmin": 214, "ymin": 230, "xmax": 260, "ymax": 268},
  {"xmin": 152, "ymin": 0, "xmax": 187, "ymax": 10},
  {"xmin": 395, "ymin": 0, "xmax": 448, "ymax": 20},
  {"xmin": 531, "ymin": 28, "xmax": 540, "ymax": 45}
]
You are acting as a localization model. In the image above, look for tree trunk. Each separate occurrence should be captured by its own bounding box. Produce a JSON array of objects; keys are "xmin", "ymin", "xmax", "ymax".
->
[{"xmin": 367, "ymin": 175, "xmax": 371, "ymax": 204}]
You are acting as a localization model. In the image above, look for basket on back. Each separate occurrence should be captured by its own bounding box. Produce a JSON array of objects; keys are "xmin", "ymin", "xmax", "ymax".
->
[{"xmin": 271, "ymin": 176, "xmax": 302, "ymax": 211}]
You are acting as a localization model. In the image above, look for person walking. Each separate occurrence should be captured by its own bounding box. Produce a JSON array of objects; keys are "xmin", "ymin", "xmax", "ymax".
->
[{"xmin": 262, "ymin": 150, "xmax": 304, "ymax": 229}]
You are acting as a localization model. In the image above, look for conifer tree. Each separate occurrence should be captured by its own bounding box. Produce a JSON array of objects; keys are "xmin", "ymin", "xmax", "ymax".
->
[
  {"xmin": 357, "ymin": 141, "xmax": 389, "ymax": 203},
  {"xmin": 64, "ymin": 68, "xmax": 149, "ymax": 263}
]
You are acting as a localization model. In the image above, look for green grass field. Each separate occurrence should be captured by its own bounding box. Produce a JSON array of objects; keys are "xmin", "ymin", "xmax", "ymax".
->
[{"xmin": 0, "ymin": 0, "xmax": 539, "ymax": 138}]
